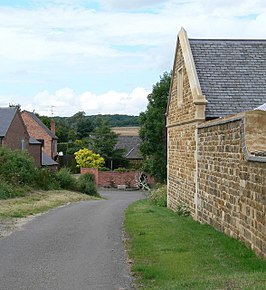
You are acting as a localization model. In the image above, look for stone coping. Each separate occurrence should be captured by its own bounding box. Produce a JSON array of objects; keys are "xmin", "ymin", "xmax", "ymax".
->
[{"xmin": 197, "ymin": 113, "xmax": 266, "ymax": 163}]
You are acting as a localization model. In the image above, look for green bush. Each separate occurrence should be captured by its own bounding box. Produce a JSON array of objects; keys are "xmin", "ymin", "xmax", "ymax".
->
[
  {"xmin": 149, "ymin": 184, "xmax": 167, "ymax": 207},
  {"xmin": 0, "ymin": 178, "xmax": 28, "ymax": 199},
  {"xmin": 35, "ymin": 168, "xmax": 58, "ymax": 190},
  {"xmin": 0, "ymin": 178, "xmax": 14, "ymax": 199},
  {"xmin": 114, "ymin": 167, "xmax": 129, "ymax": 172},
  {"xmin": 77, "ymin": 173, "xmax": 98, "ymax": 196},
  {"xmin": 0, "ymin": 148, "xmax": 36, "ymax": 186},
  {"xmin": 0, "ymin": 148, "xmax": 99, "ymax": 199},
  {"xmin": 99, "ymin": 167, "xmax": 111, "ymax": 171},
  {"xmin": 74, "ymin": 148, "xmax": 104, "ymax": 168},
  {"xmin": 56, "ymin": 168, "xmax": 78, "ymax": 190}
]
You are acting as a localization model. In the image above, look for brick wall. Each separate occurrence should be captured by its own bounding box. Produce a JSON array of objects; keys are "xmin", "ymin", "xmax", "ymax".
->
[
  {"xmin": 21, "ymin": 111, "xmax": 56, "ymax": 158},
  {"xmin": 196, "ymin": 112, "xmax": 266, "ymax": 258},
  {"xmin": 80, "ymin": 168, "xmax": 155, "ymax": 188},
  {"xmin": 4, "ymin": 110, "xmax": 29, "ymax": 151},
  {"xmin": 28, "ymin": 144, "xmax": 42, "ymax": 167}
]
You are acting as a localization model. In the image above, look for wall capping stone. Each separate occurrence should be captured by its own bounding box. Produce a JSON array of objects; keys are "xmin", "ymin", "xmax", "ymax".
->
[
  {"xmin": 198, "ymin": 115, "xmax": 243, "ymax": 129},
  {"xmin": 197, "ymin": 113, "xmax": 266, "ymax": 163},
  {"xmin": 241, "ymin": 118, "xmax": 266, "ymax": 163}
]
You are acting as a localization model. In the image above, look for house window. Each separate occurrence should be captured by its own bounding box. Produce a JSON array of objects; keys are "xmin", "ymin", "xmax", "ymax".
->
[{"xmin": 177, "ymin": 67, "xmax": 183, "ymax": 107}]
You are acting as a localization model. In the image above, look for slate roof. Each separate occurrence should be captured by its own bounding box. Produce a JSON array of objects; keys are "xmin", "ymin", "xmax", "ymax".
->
[
  {"xmin": 23, "ymin": 111, "xmax": 58, "ymax": 139},
  {"xmin": 42, "ymin": 152, "xmax": 58, "ymax": 166},
  {"xmin": 115, "ymin": 136, "xmax": 142, "ymax": 160},
  {"xmin": 0, "ymin": 107, "xmax": 17, "ymax": 137},
  {"xmin": 29, "ymin": 137, "xmax": 42, "ymax": 145},
  {"xmin": 189, "ymin": 39, "xmax": 266, "ymax": 118}
]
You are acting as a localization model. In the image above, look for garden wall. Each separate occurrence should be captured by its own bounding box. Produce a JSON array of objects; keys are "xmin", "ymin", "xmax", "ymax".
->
[
  {"xmin": 196, "ymin": 111, "xmax": 266, "ymax": 258},
  {"xmin": 80, "ymin": 168, "xmax": 155, "ymax": 188}
]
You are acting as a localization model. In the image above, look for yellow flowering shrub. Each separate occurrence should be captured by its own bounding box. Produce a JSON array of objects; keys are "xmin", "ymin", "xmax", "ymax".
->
[{"xmin": 74, "ymin": 148, "xmax": 105, "ymax": 168}]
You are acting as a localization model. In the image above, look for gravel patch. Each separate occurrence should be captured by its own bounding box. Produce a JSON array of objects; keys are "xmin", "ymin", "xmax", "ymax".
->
[{"xmin": 0, "ymin": 217, "xmax": 34, "ymax": 239}]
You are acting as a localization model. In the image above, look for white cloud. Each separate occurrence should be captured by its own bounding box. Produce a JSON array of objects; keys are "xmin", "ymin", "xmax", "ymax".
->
[
  {"xmin": 98, "ymin": 0, "xmax": 168, "ymax": 10},
  {"xmin": 0, "ymin": 0, "xmax": 266, "ymax": 116},
  {"xmin": 21, "ymin": 87, "xmax": 150, "ymax": 116},
  {"xmin": 0, "ymin": 0, "xmax": 264, "ymax": 63}
]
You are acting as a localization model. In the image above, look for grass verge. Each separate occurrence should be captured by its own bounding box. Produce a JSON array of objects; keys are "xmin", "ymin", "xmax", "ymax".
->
[
  {"xmin": 0, "ymin": 190, "xmax": 98, "ymax": 219},
  {"xmin": 124, "ymin": 199, "xmax": 266, "ymax": 290}
]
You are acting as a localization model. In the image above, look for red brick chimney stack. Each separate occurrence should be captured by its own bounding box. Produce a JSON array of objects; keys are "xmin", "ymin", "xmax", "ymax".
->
[{"xmin": 50, "ymin": 118, "xmax": 56, "ymax": 134}]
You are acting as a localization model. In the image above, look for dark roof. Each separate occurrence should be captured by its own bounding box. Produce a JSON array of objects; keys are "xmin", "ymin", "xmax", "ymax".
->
[
  {"xmin": 115, "ymin": 136, "xmax": 142, "ymax": 160},
  {"xmin": 0, "ymin": 107, "xmax": 17, "ymax": 137},
  {"xmin": 42, "ymin": 152, "xmax": 58, "ymax": 166},
  {"xmin": 23, "ymin": 111, "xmax": 58, "ymax": 139},
  {"xmin": 29, "ymin": 137, "xmax": 42, "ymax": 145},
  {"xmin": 189, "ymin": 39, "xmax": 266, "ymax": 118}
]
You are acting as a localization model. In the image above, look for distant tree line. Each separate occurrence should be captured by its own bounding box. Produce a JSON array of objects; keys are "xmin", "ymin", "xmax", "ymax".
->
[{"xmin": 37, "ymin": 112, "xmax": 139, "ymax": 143}]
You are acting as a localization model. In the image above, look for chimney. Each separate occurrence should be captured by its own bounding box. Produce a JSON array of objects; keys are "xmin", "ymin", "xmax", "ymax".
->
[{"xmin": 50, "ymin": 118, "xmax": 56, "ymax": 134}]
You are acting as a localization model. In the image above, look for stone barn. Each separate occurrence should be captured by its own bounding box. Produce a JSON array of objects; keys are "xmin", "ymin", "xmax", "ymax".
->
[{"xmin": 166, "ymin": 28, "xmax": 266, "ymax": 258}]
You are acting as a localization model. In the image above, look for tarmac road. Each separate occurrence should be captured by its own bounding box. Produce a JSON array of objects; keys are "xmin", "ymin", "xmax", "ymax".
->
[{"xmin": 0, "ymin": 190, "xmax": 145, "ymax": 290}]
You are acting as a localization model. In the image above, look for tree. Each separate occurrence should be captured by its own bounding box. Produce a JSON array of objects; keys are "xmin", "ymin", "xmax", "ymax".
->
[
  {"xmin": 36, "ymin": 113, "xmax": 51, "ymax": 129},
  {"xmin": 68, "ymin": 111, "xmax": 94, "ymax": 139},
  {"xmin": 139, "ymin": 71, "xmax": 171, "ymax": 183},
  {"xmin": 90, "ymin": 118, "xmax": 122, "ymax": 169},
  {"xmin": 76, "ymin": 117, "xmax": 94, "ymax": 139},
  {"xmin": 74, "ymin": 148, "xmax": 104, "ymax": 168}
]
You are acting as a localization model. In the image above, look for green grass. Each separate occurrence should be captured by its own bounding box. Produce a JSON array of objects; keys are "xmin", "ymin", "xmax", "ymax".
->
[
  {"xmin": 124, "ymin": 199, "xmax": 266, "ymax": 290},
  {"xmin": 0, "ymin": 190, "xmax": 99, "ymax": 219}
]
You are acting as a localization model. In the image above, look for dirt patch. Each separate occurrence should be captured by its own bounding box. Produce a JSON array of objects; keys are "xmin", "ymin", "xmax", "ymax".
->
[{"xmin": 0, "ymin": 216, "xmax": 34, "ymax": 239}]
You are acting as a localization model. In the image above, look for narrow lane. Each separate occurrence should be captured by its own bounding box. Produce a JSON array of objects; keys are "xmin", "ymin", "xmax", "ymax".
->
[{"xmin": 0, "ymin": 190, "xmax": 145, "ymax": 290}]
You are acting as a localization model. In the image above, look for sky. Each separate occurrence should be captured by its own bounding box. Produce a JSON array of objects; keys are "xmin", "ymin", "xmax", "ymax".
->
[{"xmin": 0, "ymin": 0, "xmax": 266, "ymax": 117}]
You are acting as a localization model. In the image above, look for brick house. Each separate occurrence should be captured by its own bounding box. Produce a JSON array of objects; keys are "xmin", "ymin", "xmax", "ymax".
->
[
  {"xmin": 21, "ymin": 111, "xmax": 58, "ymax": 161},
  {"xmin": 0, "ymin": 107, "xmax": 42, "ymax": 166},
  {"xmin": 166, "ymin": 28, "xmax": 266, "ymax": 257},
  {"xmin": 0, "ymin": 107, "xmax": 30, "ymax": 150}
]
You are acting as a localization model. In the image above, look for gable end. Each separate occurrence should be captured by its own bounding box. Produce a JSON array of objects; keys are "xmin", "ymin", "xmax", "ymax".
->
[{"xmin": 167, "ymin": 28, "xmax": 207, "ymax": 122}]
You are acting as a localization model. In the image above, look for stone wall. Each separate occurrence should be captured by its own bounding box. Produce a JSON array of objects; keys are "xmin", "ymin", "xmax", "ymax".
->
[
  {"xmin": 196, "ymin": 111, "xmax": 266, "ymax": 258},
  {"xmin": 167, "ymin": 41, "xmax": 200, "ymax": 216},
  {"xmin": 167, "ymin": 44, "xmax": 197, "ymax": 126},
  {"xmin": 166, "ymin": 28, "xmax": 265, "ymax": 258},
  {"xmin": 80, "ymin": 168, "xmax": 155, "ymax": 188},
  {"xmin": 167, "ymin": 122, "xmax": 197, "ymax": 214}
]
